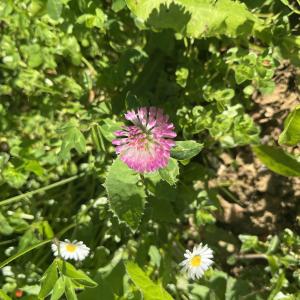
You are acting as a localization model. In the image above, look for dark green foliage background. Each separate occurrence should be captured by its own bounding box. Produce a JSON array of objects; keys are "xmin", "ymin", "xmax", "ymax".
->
[{"xmin": 0, "ymin": 0, "xmax": 299, "ymax": 299}]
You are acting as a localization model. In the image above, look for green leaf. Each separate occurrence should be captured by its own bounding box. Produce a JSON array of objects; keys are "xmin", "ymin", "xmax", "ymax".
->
[
  {"xmin": 0, "ymin": 212, "xmax": 14, "ymax": 235},
  {"xmin": 2, "ymin": 166, "xmax": 28, "ymax": 189},
  {"xmin": 239, "ymin": 234, "xmax": 258, "ymax": 252},
  {"xmin": 0, "ymin": 240, "xmax": 51, "ymax": 269},
  {"xmin": 39, "ymin": 260, "xmax": 59, "ymax": 299},
  {"xmin": 58, "ymin": 120, "xmax": 87, "ymax": 162},
  {"xmin": 57, "ymin": 260, "xmax": 97, "ymax": 288},
  {"xmin": 47, "ymin": 0, "xmax": 62, "ymax": 20},
  {"xmin": 225, "ymin": 277, "xmax": 252, "ymax": 300},
  {"xmin": 91, "ymin": 123, "xmax": 106, "ymax": 152},
  {"xmin": 76, "ymin": 9, "xmax": 107, "ymax": 29},
  {"xmin": 171, "ymin": 141, "xmax": 203, "ymax": 160},
  {"xmin": 0, "ymin": 289, "xmax": 12, "ymax": 300},
  {"xmin": 125, "ymin": 0, "xmax": 262, "ymax": 38},
  {"xmin": 279, "ymin": 105, "xmax": 300, "ymax": 146},
  {"xmin": 159, "ymin": 158, "xmax": 179, "ymax": 185},
  {"xmin": 268, "ymin": 271, "xmax": 287, "ymax": 300},
  {"xmin": 50, "ymin": 277, "xmax": 65, "ymax": 300},
  {"xmin": 112, "ymin": 0, "xmax": 127, "ymax": 12},
  {"xmin": 24, "ymin": 160, "xmax": 45, "ymax": 176},
  {"xmin": 252, "ymin": 145, "xmax": 300, "ymax": 177},
  {"xmin": 280, "ymin": 0, "xmax": 300, "ymax": 14},
  {"xmin": 125, "ymin": 261, "xmax": 173, "ymax": 300},
  {"xmin": 100, "ymin": 119, "xmax": 123, "ymax": 142},
  {"xmin": 105, "ymin": 158, "xmax": 147, "ymax": 231},
  {"xmin": 175, "ymin": 67, "xmax": 189, "ymax": 88},
  {"xmin": 64, "ymin": 278, "xmax": 77, "ymax": 300}
]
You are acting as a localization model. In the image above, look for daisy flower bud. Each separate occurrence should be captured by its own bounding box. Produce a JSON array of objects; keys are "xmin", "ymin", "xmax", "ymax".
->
[
  {"xmin": 180, "ymin": 243, "xmax": 214, "ymax": 280},
  {"xmin": 51, "ymin": 239, "xmax": 90, "ymax": 261},
  {"xmin": 112, "ymin": 107, "xmax": 176, "ymax": 173}
]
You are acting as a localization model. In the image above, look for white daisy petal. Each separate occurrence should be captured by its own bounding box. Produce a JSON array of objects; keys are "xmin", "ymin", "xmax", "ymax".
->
[
  {"xmin": 180, "ymin": 243, "xmax": 214, "ymax": 280},
  {"xmin": 51, "ymin": 239, "xmax": 90, "ymax": 261}
]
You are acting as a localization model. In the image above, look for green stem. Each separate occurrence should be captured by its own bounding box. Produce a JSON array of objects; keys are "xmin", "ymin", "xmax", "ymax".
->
[
  {"xmin": 0, "ymin": 172, "xmax": 88, "ymax": 207},
  {"xmin": 82, "ymin": 56, "xmax": 97, "ymax": 75}
]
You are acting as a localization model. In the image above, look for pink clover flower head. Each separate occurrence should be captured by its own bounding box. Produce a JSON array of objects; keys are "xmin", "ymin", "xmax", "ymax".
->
[{"xmin": 112, "ymin": 107, "xmax": 176, "ymax": 173}]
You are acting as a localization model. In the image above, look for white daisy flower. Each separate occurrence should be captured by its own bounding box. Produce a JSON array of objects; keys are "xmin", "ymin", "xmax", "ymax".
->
[
  {"xmin": 180, "ymin": 243, "xmax": 214, "ymax": 280},
  {"xmin": 51, "ymin": 239, "xmax": 90, "ymax": 261}
]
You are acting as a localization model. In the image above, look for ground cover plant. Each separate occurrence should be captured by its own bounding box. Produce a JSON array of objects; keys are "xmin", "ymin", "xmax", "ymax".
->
[{"xmin": 0, "ymin": 0, "xmax": 300, "ymax": 299}]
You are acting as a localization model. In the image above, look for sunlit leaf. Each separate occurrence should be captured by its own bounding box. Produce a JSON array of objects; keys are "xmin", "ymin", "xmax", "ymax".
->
[
  {"xmin": 39, "ymin": 260, "xmax": 59, "ymax": 299},
  {"xmin": 125, "ymin": 0, "xmax": 263, "ymax": 38},
  {"xmin": 159, "ymin": 158, "xmax": 179, "ymax": 185},
  {"xmin": 125, "ymin": 261, "xmax": 173, "ymax": 300},
  {"xmin": 47, "ymin": 0, "xmax": 62, "ymax": 20},
  {"xmin": 252, "ymin": 145, "xmax": 300, "ymax": 177},
  {"xmin": 279, "ymin": 105, "xmax": 300, "ymax": 146},
  {"xmin": 171, "ymin": 141, "xmax": 203, "ymax": 160},
  {"xmin": 64, "ymin": 277, "xmax": 77, "ymax": 300},
  {"xmin": 50, "ymin": 276, "xmax": 65, "ymax": 300},
  {"xmin": 57, "ymin": 260, "xmax": 97, "ymax": 288},
  {"xmin": 0, "ymin": 289, "xmax": 12, "ymax": 300},
  {"xmin": 57, "ymin": 120, "xmax": 87, "ymax": 162}
]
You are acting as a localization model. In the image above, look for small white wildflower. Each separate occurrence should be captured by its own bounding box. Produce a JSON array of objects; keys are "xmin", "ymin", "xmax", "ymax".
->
[
  {"xmin": 45, "ymin": 78, "xmax": 53, "ymax": 86},
  {"xmin": 180, "ymin": 243, "xmax": 214, "ymax": 280},
  {"xmin": 51, "ymin": 239, "xmax": 90, "ymax": 261},
  {"xmin": 3, "ymin": 56, "xmax": 13, "ymax": 63},
  {"xmin": 2, "ymin": 266, "xmax": 14, "ymax": 277}
]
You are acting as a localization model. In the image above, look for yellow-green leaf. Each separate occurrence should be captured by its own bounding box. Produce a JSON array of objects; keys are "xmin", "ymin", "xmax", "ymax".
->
[
  {"xmin": 125, "ymin": 261, "xmax": 173, "ymax": 300},
  {"xmin": 279, "ymin": 105, "xmax": 300, "ymax": 146},
  {"xmin": 252, "ymin": 145, "xmax": 300, "ymax": 177}
]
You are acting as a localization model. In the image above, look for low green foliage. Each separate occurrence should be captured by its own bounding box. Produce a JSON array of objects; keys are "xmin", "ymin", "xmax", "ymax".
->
[{"xmin": 0, "ymin": 0, "xmax": 299, "ymax": 299}]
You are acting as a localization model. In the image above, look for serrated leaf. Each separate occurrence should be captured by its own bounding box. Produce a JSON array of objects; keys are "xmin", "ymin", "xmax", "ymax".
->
[
  {"xmin": 279, "ymin": 105, "xmax": 300, "ymax": 146},
  {"xmin": 57, "ymin": 121, "xmax": 86, "ymax": 162},
  {"xmin": 105, "ymin": 158, "xmax": 146, "ymax": 231},
  {"xmin": 57, "ymin": 260, "xmax": 97, "ymax": 288},
  {"xmin": 159, "ymin": 158, "xmax": 179, "ymax": 185},
  {"xmin": 39, "ymin": 261, "xmax": 59, "ymax": 299},
  {"xmin": 50, "ymin": 276, "xmax": 65, "ymax": 300},
  {"xmin": 252, "ymin": 145, "xmax": 300, "ymax": 177},
  {"xmin": 125, "ymin": 261, "xmax": 173, "ymax": 300},
  {"xmin": 47, "ymin": 0, "xmax": 62, "ymax": 20},
  {"xmin": 125, "ymin": 0, "xmax": 262, "ymax": 38},
  {"xmin": 171, "ymin": 141, "xmax": 203, "ymax": 160}
]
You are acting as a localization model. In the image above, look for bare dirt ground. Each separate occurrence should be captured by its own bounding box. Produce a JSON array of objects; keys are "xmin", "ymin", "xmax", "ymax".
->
[{"xmin": 216, "ymin": 63, "xmax": 300, "ymax": 237}]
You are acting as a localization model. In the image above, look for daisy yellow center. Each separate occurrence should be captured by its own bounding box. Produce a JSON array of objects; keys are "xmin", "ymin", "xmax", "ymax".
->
[
  {"xmin": 190, "ymin": 255, "xmax": 202, "ymax": 267},
  {"xmin": 65, "ymin": 243, "xmax": 77, "ymax": 253}
]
